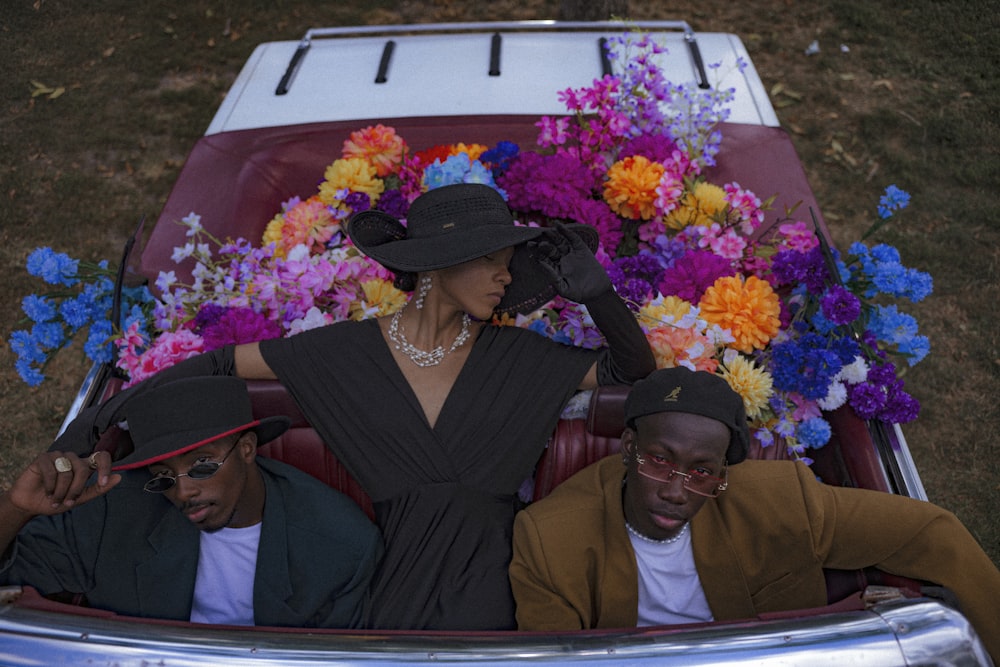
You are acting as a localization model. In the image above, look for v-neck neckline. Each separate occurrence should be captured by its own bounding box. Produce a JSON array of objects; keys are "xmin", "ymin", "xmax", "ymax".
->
[{"xmin": 369, "ymin": 317, "xmax": 489, "ymax": 433}]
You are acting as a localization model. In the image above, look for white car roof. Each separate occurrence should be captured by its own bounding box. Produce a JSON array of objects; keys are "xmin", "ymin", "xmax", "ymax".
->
[{"xmin": 206, "ymin": 21, "xmax": 778, "ymax": 134}]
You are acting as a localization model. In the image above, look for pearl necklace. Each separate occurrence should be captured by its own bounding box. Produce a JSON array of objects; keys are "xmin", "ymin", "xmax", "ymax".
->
[
  {"xmin": 625, "ymin": 520, "xmax": 689, "ymax": 545},
  {"xmin": 387, "ymin": 309, "xmax": 471, "ymax": 367}
]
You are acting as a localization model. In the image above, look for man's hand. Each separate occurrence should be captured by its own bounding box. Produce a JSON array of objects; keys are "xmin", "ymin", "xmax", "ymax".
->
[
  {"xmin": 528, "ymin": 223, "xmax": 612, "ymax": 303},
  {"xmin": 4, "ymin": 451, "xmax": 120, "ymax": 518}
]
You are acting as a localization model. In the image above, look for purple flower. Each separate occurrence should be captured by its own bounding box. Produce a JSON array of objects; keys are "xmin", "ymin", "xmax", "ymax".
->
[
  {"xmin": 193, "ymin": 303, "xmax": 227, "ymax": 332},
  {"xmin": 344, "ymin": 191, "xmax": 371, "ymax": 214},
  {"xmin": 847, "ymin": 382, "xmax": 887, "ymax": 420},
  {"xmin": 620, "ymin": 133, "xmax": 678, "ymax": 163},
  {"xmin": 820, "ymin": 285, "xmax": 861, "ymax": 325},
  {"xmin": 377, "ymin": 189, "xmax": 409, "ymax": 219},
  {"xmin": 657, "ymin": 250, "xmax": 735, "ymax": 302},
  {"xmin": 771, "ymin": 246, "xmax": 830, "ymax": 294},
  {"xmin": 200, "ymin": 307, "xmax": 281, "ymax": 351}
]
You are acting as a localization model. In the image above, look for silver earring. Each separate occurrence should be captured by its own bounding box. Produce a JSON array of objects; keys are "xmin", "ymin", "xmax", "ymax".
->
[{"xmin": 414, "ymin": 274, "xmax": 432, "ymax": 310}]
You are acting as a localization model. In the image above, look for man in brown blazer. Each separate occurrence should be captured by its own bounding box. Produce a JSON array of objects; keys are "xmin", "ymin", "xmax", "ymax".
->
[{"xmin": 510, "ymin": 367, "xmax": 999, "ymax": 661}]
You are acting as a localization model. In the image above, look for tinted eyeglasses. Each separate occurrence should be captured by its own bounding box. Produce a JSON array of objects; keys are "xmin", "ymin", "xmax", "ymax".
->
[
  {"xmin": 143, "ymin": 440, "xmax": 240, "ymax": 494},
  {"xmin": 634, "ymin": 451, "xmax": 728, "ymax": 498}
]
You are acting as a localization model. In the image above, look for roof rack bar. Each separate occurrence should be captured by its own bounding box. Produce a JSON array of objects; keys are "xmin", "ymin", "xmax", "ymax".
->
[
  {"xmin": 598, "ymin": 37, "xmax": 612, "ymax": 77},
  {"xmin": 375, "ymin": 40, "xmax": 395, "ymax": 83},
  {"xmin": 275, "ymin": 39, "xmax": 310, "ymax": 95},
  {"xmin": 489, "ymin": 33, "xmax": 501, "ymax": 76},
  {"xmin": 684, "ymin": 30, "xmax": 710, "ymax": 89},
  {"xmin": 299, "ymin": 20, "xmax": 695, "ymax": 42}
]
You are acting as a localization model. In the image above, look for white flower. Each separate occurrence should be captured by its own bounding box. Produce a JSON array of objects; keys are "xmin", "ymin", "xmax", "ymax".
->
[
  {"xmin": 837, "ymin": 356, "xmax": 870, "ymax": 385},
  {"xmin": 818, "ymin": 380, "xmax": 848, "ymax": 411},
  {"xmin": 288, "ymin": 307, "xmax": 334, "ymax": 336},
  {"xmin": 155, "ymin": 271, "xmax": 177, "ymax": 292},
  {"xmin": 171, "ymin": 242, "xmax": 195, "ymax": 263},
  {"xmin": 182, "ymin": 212, "xmax": 203, "ymax": 236}
]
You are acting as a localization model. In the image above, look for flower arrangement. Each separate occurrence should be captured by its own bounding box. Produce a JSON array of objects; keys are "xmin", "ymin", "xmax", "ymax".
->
[{"xmin": 10, "ymin": 31, "xmax": 931, "ymax": 465}]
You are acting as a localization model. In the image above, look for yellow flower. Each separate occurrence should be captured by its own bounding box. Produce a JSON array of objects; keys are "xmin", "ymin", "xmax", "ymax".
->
[
  {"xmin": 699, "ymin": 274, "xmax": 781, "ymax": 353},
  {"xmin": 352, "ymin": 279, "xmax": 406, "ymax": 319},
  {"xmin": 603, "ymin": 155, "xmax": 665, "ymax": 220},
  {"xmin": 639, "ymin": 295, "xmax": 692, "ymax": 326},
  {"xmin": 664, "ymin": 181, "xmax": 727, "ymax": 230},
  {"xmin": 719, "ymin": 355, "xmax": 773, "ymax": 420},
  {"xmin": 451, "ymin": 143, "xmax": 488, "ymax": 161},
  {"xmin": 262, "ymin": 214, "xmax": 286, "ymax": 258},
  {"xmin": 319, "ymin": 157, "xmax": 384, "ymax": 207}
]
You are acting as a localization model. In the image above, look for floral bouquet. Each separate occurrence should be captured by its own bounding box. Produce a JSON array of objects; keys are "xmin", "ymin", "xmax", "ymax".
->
[{"xmin": 10, "ymin": 31, "xmax": 931, "ymax": 464}]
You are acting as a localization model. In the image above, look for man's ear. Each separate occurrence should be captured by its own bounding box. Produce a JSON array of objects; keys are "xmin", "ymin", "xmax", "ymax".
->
[
  {"xmin": 236, "ymin": 431, "xmax": 258, "ymax": 461},
  {"xmin": 620, "ymin": 427, "xmax": 636, "ymax": 463}
]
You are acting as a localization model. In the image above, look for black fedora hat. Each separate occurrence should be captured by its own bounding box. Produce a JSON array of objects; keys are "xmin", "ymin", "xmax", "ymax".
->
[
  {"xmin": 347, "ymin": 183, "xmax": 599, "ymax": 316},
  {"xmin": 112, "ymin": 376, "xmax": 290, "ymax": 471}
]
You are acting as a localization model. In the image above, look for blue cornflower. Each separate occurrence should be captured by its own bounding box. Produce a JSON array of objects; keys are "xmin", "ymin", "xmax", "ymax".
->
[
  {"xmin": 84, "ymin": 320, "xmax": 114, "ymax": 364},
  {"xmin": 21, "ymin": 294, "xmax": 57, "ymax": 323},
  {"xmin": 15, "ymin": 358, "xmax": 45, "ymax": 387},
  {"xmin": 770, "ymin": 333, "xmax": 843, "ymax": 399},
  {"xmin": 31, "ymin": 321, "xmax": 65, "ymax": 349},
  {"xmin": 796, "ymin": 417, "xmax": 832, "ymax": 449},
  {"xmin": 9, "ymin": 329, "xmax": 47, "ymax": 364},
  {"xmin": 877, "ymin": 185, "xmax": 910, "ymax": 219},
  {"xmin": 25, "ymin": 247, "xmax": 79, "ymax": 286},
  {"xmin": 480, "ymin": 141, "xmax": 519, "ymax": 178},
  {"xmin": 59, "ymin": 297, "xmax": 93, "ymax": 330}
]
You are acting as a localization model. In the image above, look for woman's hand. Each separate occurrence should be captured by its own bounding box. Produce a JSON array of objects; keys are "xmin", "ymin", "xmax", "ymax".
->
[{"xmin": 529, "ymin": 223, "xmax": 611, "ymax": 303}]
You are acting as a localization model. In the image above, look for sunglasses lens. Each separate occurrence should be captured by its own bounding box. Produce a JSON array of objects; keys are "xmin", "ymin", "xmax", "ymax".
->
[
  {"xmin": 186, "ymin": 462, "xmax": 221, "ymax": 480},
  {"xmin": 684, "ymin": 475, "xmax": 722, "ymax": 497},
  {"xmin": 144, "ymin": 477, "xmax": 175, "ymax": 493}
]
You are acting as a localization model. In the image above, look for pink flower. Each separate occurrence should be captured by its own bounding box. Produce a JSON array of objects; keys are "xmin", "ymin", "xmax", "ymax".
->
[
  {"xmin": 121, "ymin": 329, "xmax": 205, "ymax": 388},
  {"xmin": 778, "ymin": 221, "xmax": 819, "ymax": 252}
]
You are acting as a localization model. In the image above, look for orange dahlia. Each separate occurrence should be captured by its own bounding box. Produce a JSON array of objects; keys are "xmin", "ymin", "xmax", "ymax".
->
[
  {"xmin": 603, "ymin": 155, "xmax": 665, "ymax": 220},
  {"xmin": 699, "ymin": 274, "xmax": 781, "ymax": 353},
  {"xmin": 341, "ymin": 124, "xmax": 407, "ymax": 177}
]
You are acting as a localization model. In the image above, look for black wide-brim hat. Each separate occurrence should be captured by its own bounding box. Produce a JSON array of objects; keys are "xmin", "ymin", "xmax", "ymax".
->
[
  {"xmin": 112, "ymin": 376, "xmax": 290, "ymax": 471},
  {"xmin": 625, "ymin": 367, "xmax": 751, "ymax": 465},
  {"xmin": 347, "ymin": 183, "xmax": 599, "ymax": 316}
]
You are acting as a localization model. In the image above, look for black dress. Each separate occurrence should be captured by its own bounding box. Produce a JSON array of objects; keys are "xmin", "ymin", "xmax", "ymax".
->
[{"xmin": 260, "ymin": 319, "xmax": 598, "ymax": 630}]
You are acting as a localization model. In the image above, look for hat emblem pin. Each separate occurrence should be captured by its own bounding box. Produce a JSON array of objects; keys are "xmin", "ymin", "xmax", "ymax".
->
[{"xmin": 663, "ymin": 387, "xmax": 681, "ymax": 403}]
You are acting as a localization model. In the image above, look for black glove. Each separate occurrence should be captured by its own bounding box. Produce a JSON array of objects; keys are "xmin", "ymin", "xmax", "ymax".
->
[
  {"xmin": 529, "ymin": 223, "xmax": 611, "ymax": 303},
  {"xmin": 49, "ymin": 346, "xmax": 237, "ymax": 455},
  {"xmin": 587, "ymin": 288, "xmax": 656, "ymax": 385}
]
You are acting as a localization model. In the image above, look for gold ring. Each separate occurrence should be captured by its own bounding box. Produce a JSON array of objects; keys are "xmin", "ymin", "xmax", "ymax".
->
[
  {"xmin": 54, "ymin": 456, "xmax": 73, "ymax": 473},
  {"xmin": 87, "ymin": 453, "xmax": 100, "ymax": 470}
]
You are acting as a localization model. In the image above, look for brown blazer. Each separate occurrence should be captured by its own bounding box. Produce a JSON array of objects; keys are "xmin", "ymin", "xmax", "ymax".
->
[{"xmin": 510, "ymin": 456, "xmax": 1000, "ymax": 660}]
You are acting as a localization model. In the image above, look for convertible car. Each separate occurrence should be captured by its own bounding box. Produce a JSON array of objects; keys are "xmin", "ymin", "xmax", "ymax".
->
[{"xmin": 1, "ymin": 20, "xmax": 992, "ymax": 666}]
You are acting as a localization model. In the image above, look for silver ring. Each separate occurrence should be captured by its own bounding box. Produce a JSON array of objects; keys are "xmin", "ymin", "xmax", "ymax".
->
[
  {"xmin": 54, "ymin": 457, "xmax": 73, "ymax": 473},
  {"xmin": 87, "ymin": 453, "xmax": 100, "ymax": 470}
]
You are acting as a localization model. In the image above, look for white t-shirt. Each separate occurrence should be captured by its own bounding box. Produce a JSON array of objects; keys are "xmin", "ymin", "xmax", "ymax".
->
[
  {"xmin": 627, "ymin": 523, "xmax": 714, "ymax": 626},
  {"xmin": 189, "ymin": 522, "xmax": 262, "ymax": 625}
]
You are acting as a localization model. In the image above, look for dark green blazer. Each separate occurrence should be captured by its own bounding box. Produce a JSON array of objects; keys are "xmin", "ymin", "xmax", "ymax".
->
[{"xmin": 2, "ymin": 457, "xmax": 382, "ymax": 628}]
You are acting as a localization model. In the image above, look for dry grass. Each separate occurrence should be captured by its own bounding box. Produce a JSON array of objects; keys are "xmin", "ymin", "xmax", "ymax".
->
[{"xmin": 2, "ymin": 1, "xmax": 997, "ymax": 565}]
